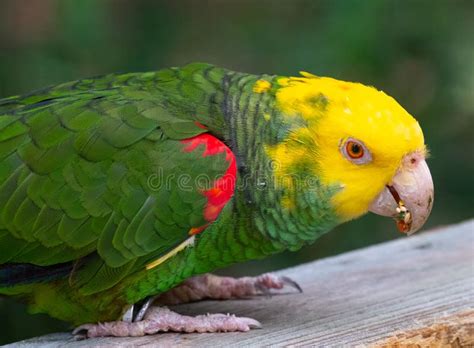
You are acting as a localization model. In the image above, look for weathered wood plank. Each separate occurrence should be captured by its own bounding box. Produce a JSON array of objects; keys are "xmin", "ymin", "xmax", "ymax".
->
[{"xmin": 7, "ymin": 219, "xmax": 474, "ymax": 347}]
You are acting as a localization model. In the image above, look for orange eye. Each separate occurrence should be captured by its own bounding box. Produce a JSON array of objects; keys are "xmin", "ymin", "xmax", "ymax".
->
[
  {"xmin": 341, "ymin": 138, "xmax": 372, "ymax": 164},
  {"xmin": 346, "ymin": 141, "xmax": 364, "ymax": 159}
]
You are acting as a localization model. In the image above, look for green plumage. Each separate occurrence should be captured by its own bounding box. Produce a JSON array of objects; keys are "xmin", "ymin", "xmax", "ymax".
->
[{"xmin": 0, "ymin": 63, "xmax": 339, "ymax": 324}]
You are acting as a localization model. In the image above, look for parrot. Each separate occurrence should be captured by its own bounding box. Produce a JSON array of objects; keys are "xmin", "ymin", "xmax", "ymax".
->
[{"xmin": 0, "ymin": 63, "xmax": 434, "ymax": 338}]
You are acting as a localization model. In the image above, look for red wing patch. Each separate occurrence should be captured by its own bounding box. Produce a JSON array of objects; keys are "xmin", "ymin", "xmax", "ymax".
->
[{"xmin": 181, "ymin": 133, "xmax": 237, "ymax": 234}]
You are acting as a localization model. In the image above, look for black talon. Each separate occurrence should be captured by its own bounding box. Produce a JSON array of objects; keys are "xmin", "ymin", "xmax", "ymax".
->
[
  {"xmin": 71, "ymin": 327, "xmax": 89, "ymax": 340},
  {"xmin": 133, "ymin": 295, "xmax": 158, "ymax": 322},
  {"xmin": 73, "ymin": 334, "xmax": 88, "ymax": 341},
  {"xmin": 281, "ymin": 276, "xmax": 303, "ymax": 293}
]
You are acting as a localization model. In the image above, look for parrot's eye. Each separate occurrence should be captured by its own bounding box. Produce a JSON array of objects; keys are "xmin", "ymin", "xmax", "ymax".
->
[
  {"xmin": 341, "ymin": 138, "xmax": 372, "ymax": 165},
  {"xmin": 347, "ymin": 141, "xmax": 363, "ymax": 158}
]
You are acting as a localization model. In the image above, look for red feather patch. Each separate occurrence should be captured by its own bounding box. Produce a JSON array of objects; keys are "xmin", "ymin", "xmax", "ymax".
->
[{"xmin": 181, "ymin": 133, "xmax": 237, "ymax": 233}]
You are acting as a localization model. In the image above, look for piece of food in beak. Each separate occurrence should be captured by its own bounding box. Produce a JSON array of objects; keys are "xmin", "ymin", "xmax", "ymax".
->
[{"xmin": 369, "ymin": 151, "xmax": 434, "ymax": 235}]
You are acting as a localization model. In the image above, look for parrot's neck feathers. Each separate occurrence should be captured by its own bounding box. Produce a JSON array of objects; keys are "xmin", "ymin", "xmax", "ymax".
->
[{"xmin": 217, "ymin": 71, "xmax": 340, "ymax": 250}]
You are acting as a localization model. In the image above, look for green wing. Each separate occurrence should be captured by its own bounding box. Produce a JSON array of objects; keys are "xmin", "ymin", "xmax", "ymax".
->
[{"xmin": 0, "ymin": 63, "xmax": 233, "ymax": 294}]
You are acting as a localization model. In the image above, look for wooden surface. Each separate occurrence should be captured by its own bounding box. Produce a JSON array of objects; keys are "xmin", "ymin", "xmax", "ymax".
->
[{"xmin": 7, "ymin": 219, "xmax": 474, "ymax": 347}]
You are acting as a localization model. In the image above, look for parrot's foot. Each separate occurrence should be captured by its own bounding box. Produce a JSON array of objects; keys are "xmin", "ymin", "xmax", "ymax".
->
[
  {"xmin": 156, "ymin": 273, "xmax": 302, "ymax": 305},
  {"xmin": 73, "ymin": 306, "xmax": 261, "ymax": 338}
]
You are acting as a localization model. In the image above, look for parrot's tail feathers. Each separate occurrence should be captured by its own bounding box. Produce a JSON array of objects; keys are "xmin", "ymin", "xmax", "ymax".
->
[{"xmin": 0, "ymin": 262, "xmax": 73, "ymax": 286}]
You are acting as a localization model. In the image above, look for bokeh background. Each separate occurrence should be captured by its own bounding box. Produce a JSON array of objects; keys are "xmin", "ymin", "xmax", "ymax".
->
[{"xmin": 0, "ymin": 0, "xmax": 473, "ymax": 344}]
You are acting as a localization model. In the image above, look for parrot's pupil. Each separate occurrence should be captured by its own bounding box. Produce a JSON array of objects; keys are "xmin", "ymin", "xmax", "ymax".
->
[{"xmin": 352, "ymin": 144, "xmax": 360, "ymax": 153}]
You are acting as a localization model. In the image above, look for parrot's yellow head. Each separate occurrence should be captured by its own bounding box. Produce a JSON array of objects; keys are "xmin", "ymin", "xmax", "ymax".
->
[{"xmin": 268, "ymin": 73, "xmax": 434, "ymax": 234}]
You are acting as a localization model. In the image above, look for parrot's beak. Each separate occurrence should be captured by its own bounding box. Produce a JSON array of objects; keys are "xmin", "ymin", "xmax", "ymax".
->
[{"xmin": 369, "ymin": 151, "xmax": 434, "ymax": 235}]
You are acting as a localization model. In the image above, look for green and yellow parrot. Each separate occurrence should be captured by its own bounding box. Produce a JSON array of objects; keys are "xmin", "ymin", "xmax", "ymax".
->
[{"xmin": 0, "ymin": 63, "xmax": 433, "ymax": 337}]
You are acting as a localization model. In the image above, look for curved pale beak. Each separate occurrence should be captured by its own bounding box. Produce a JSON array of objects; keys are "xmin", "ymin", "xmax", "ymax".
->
[{"xmin": 369, "ymin": 151, "xmax": 434, "ymax": 235}]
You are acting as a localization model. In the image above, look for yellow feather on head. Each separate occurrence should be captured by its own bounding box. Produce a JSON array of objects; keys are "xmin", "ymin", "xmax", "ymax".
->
[{"xmin": 270, "ymin": 73, "xmax": 425, "ymax": 221}]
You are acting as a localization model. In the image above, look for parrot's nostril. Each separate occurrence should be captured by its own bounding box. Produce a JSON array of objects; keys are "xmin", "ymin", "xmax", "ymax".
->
[{"xmin": 403, "ymin": 150, "xmax": 425, "ymax": 168}]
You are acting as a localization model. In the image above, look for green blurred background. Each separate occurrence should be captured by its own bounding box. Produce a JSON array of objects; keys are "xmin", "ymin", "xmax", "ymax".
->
[{"xmin": 0, "ymin": 0, "xmax": 472, "ymax": 344}]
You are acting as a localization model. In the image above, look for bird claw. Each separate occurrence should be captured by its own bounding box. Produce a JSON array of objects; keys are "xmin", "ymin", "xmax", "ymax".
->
[
  {"xmin": 133, "ymin": 295, "xmax": 158, "ymax": 322},
  {"xmin": 120, "ymin": 295, "xmax": 158, "ymax": 323},
  {"xmin": 254, "ymin": 273, "xmax": 303, "ymax": 297},
  {"xmin": 121, "ymin": 304, "xmax": 134, "ymax": 323},
  {"xmin": 280, "ymin": 276, "xmax": 303, "ymax": 293},
  {"xmin": 72, "ymin": 324, "xmax": 95, "ymax": 340}
]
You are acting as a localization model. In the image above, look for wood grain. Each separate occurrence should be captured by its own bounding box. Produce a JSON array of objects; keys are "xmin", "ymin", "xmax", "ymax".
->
[{"xmin": 7, "ymin": 219, "xmax": 474, "ymax": 347}]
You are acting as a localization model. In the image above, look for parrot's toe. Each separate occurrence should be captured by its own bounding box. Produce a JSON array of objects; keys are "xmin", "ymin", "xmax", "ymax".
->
[
  {"xmin": 204, "ymin": 313, "xmax": 263, "ymax": 330},
  {"xmin": 155, "ymin": 273, "xmax": 303, "ymax": 305},
  {"xmin": 254, "ymin": 273, "xmax": 303, "ymax": 296},
  {"xmin": 71, "ymin": 307, "xmax": 262, "ymax": 338}
]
